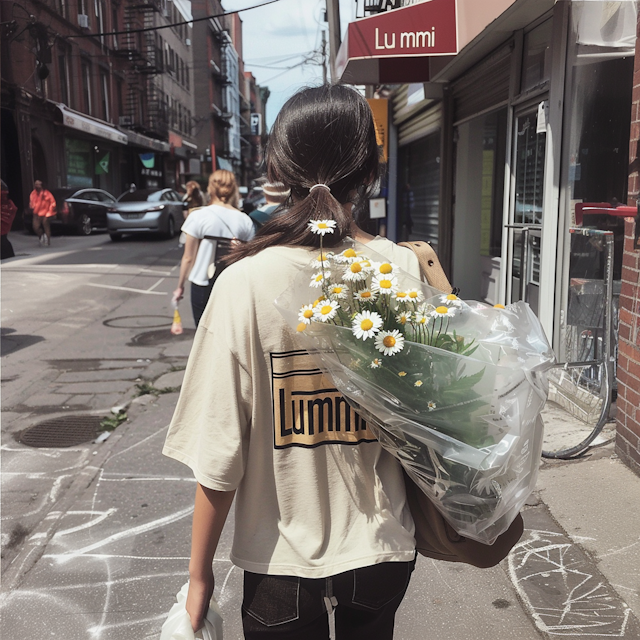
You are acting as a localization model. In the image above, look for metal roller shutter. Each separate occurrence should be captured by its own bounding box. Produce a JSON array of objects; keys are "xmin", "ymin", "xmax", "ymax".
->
[
  {"xmin": 452, "ymin": 42, "xmax": 513, "ymax": 124},
  {"xmin": 398, "ymin": 103, "xmax": 442, "ymax": 147}
]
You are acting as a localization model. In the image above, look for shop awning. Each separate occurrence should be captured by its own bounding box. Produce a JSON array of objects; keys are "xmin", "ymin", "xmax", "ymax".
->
[
  {"xmin": 336, "ymin": 0, "xmax": 518, "ymax": 84},
  {"xmin": 122, "ymin": 129, "xmax": 171, "ymax": 153},
  {"xmin": 54, "ymin": 103, "xmax": 128, "ymax": 145}
]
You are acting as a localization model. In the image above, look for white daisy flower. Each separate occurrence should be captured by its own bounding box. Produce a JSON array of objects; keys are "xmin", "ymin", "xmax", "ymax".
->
[
  {"xmin": 374, "ymin": 330, "xmax": 405, "ymax": 356},
  {"xmin": 427, "ymin": 401, "xmax": 436, "ymax": 411},
  {"xmin": 298, "ymin": 304, "xmax": 315, "ymax": 325},
  {"xmin": 414, "ymin": 311, "xmax": 429, "ymax": 325},
  {"xmin": 310, "ymin": 271, "xmax": 331, "ymax": 288},
  {"xmin": 371, "ymin": 275, "xmax": 398, "ymax": 296},
  {"xmin": 314, "ymin": 300, "xmax": 340, "ymax": 322},
  {"xmin": 371, "ymin": 261, "xmax": 398, "ymax": 277},
  {"xmin": 308, "ymin": 219, "xmax": 337, "ymax": 236},
  {"xmin": 370, "ymin": 358, "xmax": 382, "ymax": 369},
  {"xmin": 440, "ymin": 293, "xmax": 463, "ymax": 308},
  {"xmin": 431, "ymin": 305, "xmax": 456, "ymax": 318},
  {"xmin": 343, "ymin": 261, "xmax": 368, "ymax": 282},
  {"xmin": 311, "ymin": 252, "xmax": 332, "ymax": 269},
  {"xmin": 396, "ymin": 311, "xmax": 411, "ymax": 326},
  {"xmin": 334, "ymin": 247, "xmax": 360, "ymax": 263},
  {"xmin": 354, "ymin": 288, "xmax": 376, "ymax": 303},
  {"xmin": 407, "ymin": 289, "xmax": 425, "ymax": 303},
  {"xmin": 394, "ymin": 290, "xmax": 409, "ymax": 303},
  {"xmin": 352, "ymin": 310, "xmax": 383, "ymax": 341},
  {"xmin": 329, "ymin": 284, "xmax": 348, "ymax": 300},
  {"xmin": 398, "ymin": 371, "xmax": 407, "ymax": 377},
  {"xmin": 415, "ymin": 380, "xmax": 423, "ymax": 388}
]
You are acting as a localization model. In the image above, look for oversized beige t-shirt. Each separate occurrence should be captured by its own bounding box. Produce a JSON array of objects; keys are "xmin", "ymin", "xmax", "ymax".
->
[{"xmin": 163, "ymin": 237, "xmax": 421, "ymax": 578}]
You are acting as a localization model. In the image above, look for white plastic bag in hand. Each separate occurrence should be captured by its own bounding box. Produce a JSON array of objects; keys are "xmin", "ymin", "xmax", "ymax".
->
[{"xmin": 160, "ymin": 582, "xmax": 223, "ymax": 640}]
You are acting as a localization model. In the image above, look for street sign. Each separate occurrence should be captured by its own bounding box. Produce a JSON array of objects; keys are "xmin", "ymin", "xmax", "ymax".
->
[{"xmin": 251, "ymin": 113, "xmax": 262, "ymax": 136}]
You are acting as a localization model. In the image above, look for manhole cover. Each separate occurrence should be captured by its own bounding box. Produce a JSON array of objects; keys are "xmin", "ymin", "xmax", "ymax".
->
[
  {"xmin": 18, "ymin": 415, "xmax": 104, "ymax": 448},
  {"xmin": 128, "ymin": 328, "xmax": 196, "ymax": 347},
  {"xmin": 103, "ymin": 315, "xmax": 172, "ymax": 329}
]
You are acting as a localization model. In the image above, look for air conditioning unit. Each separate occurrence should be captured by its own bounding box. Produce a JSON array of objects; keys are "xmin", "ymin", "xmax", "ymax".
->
[
  {"xmin": 185, "ymin": 38, "xmax": 191, "ymax": 46},
  {"xmin": 77, "ymin": 13, "xmax": 89, "ymax": 28},
  {"xmin": 119, "ymin": 115, "xmax": 134, "ymax": 126}
]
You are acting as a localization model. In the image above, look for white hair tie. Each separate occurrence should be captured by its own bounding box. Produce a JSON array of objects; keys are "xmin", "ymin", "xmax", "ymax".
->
[{"xmin": 309, "ymin": 183, "xmax": 331, "ymax": 193}]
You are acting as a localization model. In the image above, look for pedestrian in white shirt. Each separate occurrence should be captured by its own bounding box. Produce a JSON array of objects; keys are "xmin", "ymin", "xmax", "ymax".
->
[{"xmin": 173, "ymin": 169, "xmax": 255, "ymax": 325}]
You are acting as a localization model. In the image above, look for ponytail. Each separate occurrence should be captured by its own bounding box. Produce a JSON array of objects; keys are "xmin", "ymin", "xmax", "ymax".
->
[{"xmin": 225, "ymin": 85, "xmax": 380, "ymax": 265}]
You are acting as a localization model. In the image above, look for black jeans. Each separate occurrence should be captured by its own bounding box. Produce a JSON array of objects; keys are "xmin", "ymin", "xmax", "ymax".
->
[
  {"xmin": 242, "ymin": 558, "xmax": 416, "ymax": 640},
  {"xmin": 190, "ymin": 280, "xmax": 214, "ymax": 327}
]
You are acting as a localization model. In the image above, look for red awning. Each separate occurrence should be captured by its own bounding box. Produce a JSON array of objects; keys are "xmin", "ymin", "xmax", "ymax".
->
[{"xmin": 336, "ymin": 0, "xmax": 518, "ymax": 84}]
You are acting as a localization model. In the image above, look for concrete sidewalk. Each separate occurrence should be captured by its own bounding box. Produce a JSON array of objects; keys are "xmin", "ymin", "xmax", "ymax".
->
[{"xmin": 1, "ymin": 379, "xmax": 639, "ymax": 639}]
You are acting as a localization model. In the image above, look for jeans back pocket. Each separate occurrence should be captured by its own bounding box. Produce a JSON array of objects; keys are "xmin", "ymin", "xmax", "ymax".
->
[
  {"xmin": 351, "ymin": 561, "xmax": 412, "ymax": 610},
  {"xmin": 243, "ymin": 573, "xmax": 301, "ymax": 627}
]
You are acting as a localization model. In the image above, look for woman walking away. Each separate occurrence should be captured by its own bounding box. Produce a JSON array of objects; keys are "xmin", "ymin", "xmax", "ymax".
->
[
  {"xmin": 163, "ymin": 85, "xmax": 420, "ymax": 639},
  {"xmin": 184, "ymin": 180, "xmax": 205, "ymax": 215},
  {"xmin": 173, "ymin": 169, "xmax": 254, "ymax": 327}
]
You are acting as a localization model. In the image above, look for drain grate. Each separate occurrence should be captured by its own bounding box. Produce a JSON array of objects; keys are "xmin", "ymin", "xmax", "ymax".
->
[{"xmin": 19, "ymin": 415, "xmax": 104, "ymax": 448}]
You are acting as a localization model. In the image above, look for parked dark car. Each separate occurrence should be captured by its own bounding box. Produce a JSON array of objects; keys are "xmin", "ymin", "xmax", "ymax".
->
[
  {"xmin": 23, "ymin": 188, "xmax": 116, "ymax": 235},
  {"xmin": 106, "ymin": 189, "xmax": 186, "ymax": 241}
]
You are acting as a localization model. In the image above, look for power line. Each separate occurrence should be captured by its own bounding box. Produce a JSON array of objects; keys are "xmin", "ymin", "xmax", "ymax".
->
[{"xmin": 64, "ymin": 0, "xmax": 284, "ymax": 39}]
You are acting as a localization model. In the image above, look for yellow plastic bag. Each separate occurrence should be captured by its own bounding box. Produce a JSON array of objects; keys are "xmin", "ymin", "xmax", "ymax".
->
[{"xmin": 171, "ymin": 308, "xmax": 183, "ymax": 336}]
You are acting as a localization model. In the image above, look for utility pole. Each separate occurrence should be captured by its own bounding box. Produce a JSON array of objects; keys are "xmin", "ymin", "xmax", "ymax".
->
[
  {"xmin": 321, "ymin": 28, "xmax": 328, "ymax": 84},
  {"xmin": 325, "ymin": 0, "xmax": 341, "ymax": 83}
]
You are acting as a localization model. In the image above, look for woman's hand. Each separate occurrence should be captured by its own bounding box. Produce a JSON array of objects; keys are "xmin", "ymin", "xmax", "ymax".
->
[
  {"xmin": 186, "ymin": 572, "xmax": 215, "ymax": 632},
  {"xmin": 172, "ymin": 286, "xmax": 184, "ymax": 305}
]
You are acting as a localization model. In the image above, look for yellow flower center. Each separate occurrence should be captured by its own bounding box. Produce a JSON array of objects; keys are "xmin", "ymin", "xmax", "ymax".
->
[
  {"xmin": 344, "ymin": 248, "xmax": 357, "ymax": 258},
  {"xmin": 435, "ymin": 306, "xmax": 449, "ymax": 315},
  {"xmin": 380, "ymin": 279, "xmax": 392, "ymax": 289},
  {"xmin": 318, "ymin": 222, "xmax": 328, "ymax": 229},
  {"xmin": 296, "ymin": 323, "xmax": 307, "ymax": 332},
  {"xmin": 332, "ymin": 287, "xmax": 343, "ymax": 294},
  {"xmin": 408, "ymin": 291, "xmax": 418, "ymax": 299},
  {"xmin": 315, "ymin": 274, "xmax": 323, "ymax": 282},
  {"xmin": 419, "ymin": 317, "xmax": 427, "ymax": 324},
  {"xmin": 321, "ymin": 305, "xmax": 333, "ymax": 315},
  {"xmin": 398, "ymin": 371, "xmax": 407, "ymax": 377},
  {"xmin": 397, "ymin": 292, "xmax": 407, "ymax": 298},
  {"xmin": 398, "ymin": 315, "xmax": 407, "ymax": 324},
  {"xmin": 360, "ymin": 291, "xmax": 371, "ymax": 299},
  {"xmin": 360, "ymin": 319, "xmax": 374, "ymax": 331},
  {"xmin": 446, "ymin": 294, "xmax": 458, "ymax": 300},
  {"xmin": 303, "ymin": 309, "xmax": 314, "ymax": 319},
  {"xmin": 379, "ymin": 263, "xmax": 393, "ymax": 274},
  {"xmin": 317, "ymin": 253, "xmax": 327, "ymax": 262},
  {"xmin": 383, "ymin": 336, "xmax": 396, "ymax": 348},
  {"xmin": 350, "ymin": 263, "xmax": 362, "ymax": 273}
]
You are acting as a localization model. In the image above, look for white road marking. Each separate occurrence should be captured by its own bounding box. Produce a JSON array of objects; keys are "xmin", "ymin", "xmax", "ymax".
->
[
  {"xmin": 84, "ymin": 283, "xmax": 167, "ymax": 295},
  {"xmin": 51, "ymin": 506, "xmax": 193, "ymax": 561},
  {"xmin": 146, "ymin": 278, "xmax": 165, "ymax": 292}
]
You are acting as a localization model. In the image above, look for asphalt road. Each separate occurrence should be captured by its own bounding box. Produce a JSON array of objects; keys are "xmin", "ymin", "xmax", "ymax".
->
[{"xmin": 1, "ymin": 230, "xmax": 639, "ymax": 639}]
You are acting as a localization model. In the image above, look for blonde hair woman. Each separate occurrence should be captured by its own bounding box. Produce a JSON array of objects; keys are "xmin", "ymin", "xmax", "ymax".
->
[{"xmin": 173, "ymin": 170, "xmax": 254, "ymax": 325}]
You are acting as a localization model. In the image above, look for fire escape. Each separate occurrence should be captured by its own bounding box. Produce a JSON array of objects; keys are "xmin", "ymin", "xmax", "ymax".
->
[{"xmin": 115, "ymin": 0, "xmax": 168, "ymax": 140}]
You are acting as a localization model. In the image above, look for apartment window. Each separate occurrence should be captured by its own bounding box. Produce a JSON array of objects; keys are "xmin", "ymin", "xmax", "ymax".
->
[
  {"xmin": 58, "ymin": 51, "xmax": 69, "ymax": 105},
  {"xmin": 100, "ymin": 70, "xmax": 110, "ymax": 121},
  {"xmin": 112, "ymin": 6, "xmax": 118, "ymax": 49},
  {"xmin": 81, "ymin": 60, "xmax": 92, "ymax": 114},
  {"xmin": 58, "ymin": 0, "xmax": 67, "ymax": 19},
  {"xmin": 116, "ymin": 79, "xmax": 123, "ymax": 119},
  {"xmin": 97, "ymin": 1, "xmax": 106, "ymax": 44}
]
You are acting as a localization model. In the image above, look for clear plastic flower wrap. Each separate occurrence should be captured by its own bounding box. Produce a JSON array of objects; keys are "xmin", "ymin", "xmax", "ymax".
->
[{"xmin": 275, "ymin": 234, "xmax": 556, "ymax": 544}]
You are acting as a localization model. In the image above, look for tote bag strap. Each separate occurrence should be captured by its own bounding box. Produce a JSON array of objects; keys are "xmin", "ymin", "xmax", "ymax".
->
[{"xmin": 398, "ymin": 241, "xmax": 455, "ymax": 295}]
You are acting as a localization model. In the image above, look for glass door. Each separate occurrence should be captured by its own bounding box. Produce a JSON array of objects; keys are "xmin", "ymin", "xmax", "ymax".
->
[{"xmin": 507, "ymin": 104, "xmax": 547, "ymax": 315}]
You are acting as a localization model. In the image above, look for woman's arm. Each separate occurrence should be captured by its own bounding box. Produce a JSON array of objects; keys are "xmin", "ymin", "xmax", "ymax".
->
[
  {"xmin": 186, "ymin": 484, "xmax": 236, "ymax": 632},
  {"xmin": 173, "ymin": 233, "xmax": 200, "ymax": 302}
]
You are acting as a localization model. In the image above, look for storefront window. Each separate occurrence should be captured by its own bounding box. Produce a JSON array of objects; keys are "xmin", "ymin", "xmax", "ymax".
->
[
  {"xmin": 521, "ymin": 18, "xmax": 553, "ymax": 93},
  {"xmin": 452, "ymin": 108, "xmax": 507, "ymax": 303},
  {"xmin": 397, "ymin": 132, "xmax": 440, "ymax": 248},
  {"xmin": 65, "ymin": 138, "xmax": 93, "ymax": 188}
]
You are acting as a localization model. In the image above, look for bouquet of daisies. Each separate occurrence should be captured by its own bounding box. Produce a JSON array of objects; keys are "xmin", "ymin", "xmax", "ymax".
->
[{"xmin": 275, "ymin": 220, "xmax": 555, "ymax": 544}]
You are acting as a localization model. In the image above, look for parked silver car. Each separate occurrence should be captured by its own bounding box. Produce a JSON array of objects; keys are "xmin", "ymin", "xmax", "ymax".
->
[{"xmin": 107, "ymin": 188, "xmax": 186, "ymax": 241}]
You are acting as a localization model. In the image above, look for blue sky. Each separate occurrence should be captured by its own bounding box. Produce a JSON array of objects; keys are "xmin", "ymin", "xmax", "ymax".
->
[{"xmin": 222, "ymin": 0, "xmax": 356, "ymax": 129}]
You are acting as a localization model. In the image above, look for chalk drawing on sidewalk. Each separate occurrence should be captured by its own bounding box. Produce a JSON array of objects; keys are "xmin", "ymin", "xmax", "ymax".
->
[{"xmin": 508, "ymin": 529, "xmax": 633, "ymax": 637}]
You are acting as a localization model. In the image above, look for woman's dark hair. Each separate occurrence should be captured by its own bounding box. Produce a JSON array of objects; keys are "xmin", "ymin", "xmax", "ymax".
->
[{"xmin": 226, "ymin": 85, "xmax": 380, "ymax": 264}]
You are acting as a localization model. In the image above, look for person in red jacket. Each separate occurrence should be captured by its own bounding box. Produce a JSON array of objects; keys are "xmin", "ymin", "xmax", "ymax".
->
[
  {"xmin": 29, "ymin": 180, "xmax": 56, "ymax": 246},
  {"xmin": 1, "ymin": 180, "xmax": 17, "ymax": 259}
]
